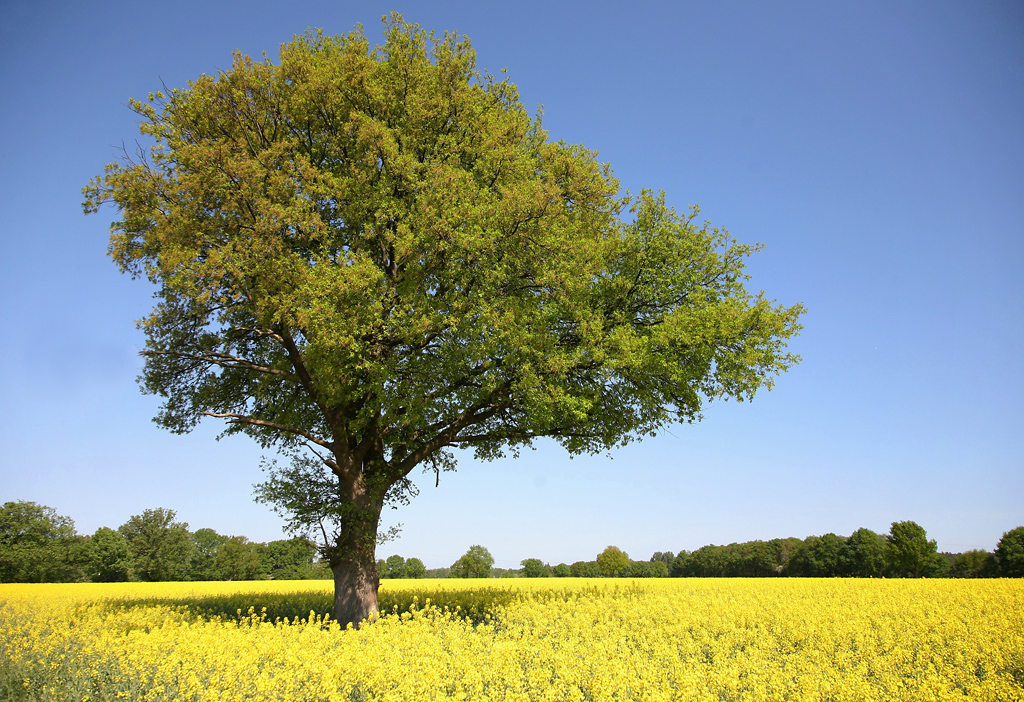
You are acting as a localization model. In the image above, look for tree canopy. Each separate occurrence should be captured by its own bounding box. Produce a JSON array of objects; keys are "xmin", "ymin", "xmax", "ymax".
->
[
  {"xmin": 995, "ymin": 527, "xmax": 1024, "ymax": 577},
  {"xmin": 885, "ymin": 521, "xmax": 943, "ymax": 578},
  {"xmin": 90, "ymin": 527, "xmax": 133, "ymax": 582},
  {"xmin": 0, "ymin": 501, "xmax": 85, "ymax": 583},
  {"xmin": 596, "ymin": 546, "xmax": 630, "ymax": 576},
  {"xmin": 118, "ymin": 508, "xmax": 193, "ymax": 582},
  {"xmin": 450, "ymin": 545, "xmax": 494, "ymax": 578},
  {"xmin": 84, "ymin": 14, "xmax": 803, "ymax": 625},
  {"xmin": 520, "ymin": 558, "xmax": 551, "ymax": 577}
]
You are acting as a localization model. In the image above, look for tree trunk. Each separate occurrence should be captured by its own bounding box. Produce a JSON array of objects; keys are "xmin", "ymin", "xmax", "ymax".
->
[
  {"xmin": 331, "ymin": 555, "xmax": 380, "ymax": 627},
  {"xmin": 329, "ymin": 489, "xmax": 384, "ymax": 628}
]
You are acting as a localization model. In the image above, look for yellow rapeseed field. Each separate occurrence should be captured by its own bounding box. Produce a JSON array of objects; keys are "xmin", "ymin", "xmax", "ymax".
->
[{"xmin": 1, "ymin": 578, "xmax": 1021, "ymax": 701}]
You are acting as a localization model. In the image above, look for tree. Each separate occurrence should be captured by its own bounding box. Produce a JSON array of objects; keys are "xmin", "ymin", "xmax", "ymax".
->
[
  {"xmin": 770, "ymin": 538, "xmax": 802, "ymax": 572},
  {"xmin": 90, "ymin": 527, "xmax": 133, "ymax": 582},
  {"xmin": 0, "ymin": 501, "xmax": 82, "ymax": 583},
  {"xmin": 383, "ymin": 554, "xmax": 406, "ymax": 578},
  {"xmin": 404, "ymin": 557, "xmax": 426, "ymax": 579},
  {"xmin": 950, "ymin": 550, "xmax": 997, "ymax": 578},
  {"xmin": 84, "ymin": 16, "xmax": 803, "ymax": 627},
  {"xmin": 264, "ymin": 537, "xmax": 319, "ymax": 579},
  {"xmin": 596, "ymin": 546, "xmax": 630, "ymax": 576},
  {"xmin": 520, "ymin": 558, "xmax": 551, "ymax": 577},
  {"xmin": 624, "ymin": 560, "xmax": 668, "ymax": 577},
  {"xmin": 885, "ymin": 521, "xmax": 941, "ymax": 578},
  {"xmin": 683, "ymin": 545, "xmax": 728, "ymax": 577},
  {"xmin": 552, "ymin": 563, "xmax": 571, "ymax": 577},
  {"xmin": 570, "ymin": 560, "xmax": 599, "ymax": 577},
  {"xmin": 189, "ymin": 528, "xmax": 229, "ymax": 580},
  {"xmin": 450, "ymin": 545, "xmax": 494, "ymax": 578},
  {"xmin": 118, "ymin": 508, "xmax": 194, "ymax": 581},
  {"xmin": 650, "ymin": 551, "xmax": 675, "ymax": 567},
  {"xmin": 787, "ymin": 533, "xmax": 847, "ymax": 577},
  {"xmin": 842, "ymin": 528, "xmax": 887, "ymax": 577},
  {"xmin": 995, "ymin": 527, "xmax": 1024, "ymax": 577},
  {"xmin": 217, "ymin": 536, "xmax": 268, "ymax": 580},
  {"xmin": 721, "ymin": 540, "xmax": 779, "ymax": 577},
  {"xmin": 670, "ymin": 551, "xmax": 691, "ymax": 577}
]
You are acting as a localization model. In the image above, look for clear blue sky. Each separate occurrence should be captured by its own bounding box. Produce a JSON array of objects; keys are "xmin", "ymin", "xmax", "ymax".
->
[{"xmin": 1, "ymin": 0, "xmax": 1021, "ymax": 569}]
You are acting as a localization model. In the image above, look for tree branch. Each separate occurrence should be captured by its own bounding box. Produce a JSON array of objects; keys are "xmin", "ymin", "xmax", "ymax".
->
[
  {"xmin": 147, "ymin": 350, "xmax": 294, "ymax": 378},
  {"xmin": 391, "ymin": 401, "xmax": 507, "ymax": 478},
  {"xmin": 449, "ymin": 427, "xmax": 590, "ymax": 444},
  {"xmin": 302, "ymin": 441, "xmax": 341, "ymax": 472},
  {"xmin": 277, "ymin": 327, "xmax": 339, "ymax": 428},
  {"xmin": 229, "ymin": 325, "xmax": 285, "ymax": 343},
  {"xmin": 202, "ymin": 412, "xmax": 334, "ymax": 450}
]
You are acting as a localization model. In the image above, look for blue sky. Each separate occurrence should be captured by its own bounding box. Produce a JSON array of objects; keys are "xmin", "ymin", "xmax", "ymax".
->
[{"xmin": 1, "ymin": 0, "xmax": 1021, "ymax": 569}]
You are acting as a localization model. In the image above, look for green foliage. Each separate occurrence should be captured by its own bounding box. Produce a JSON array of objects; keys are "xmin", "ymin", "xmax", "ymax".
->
[
  {"xmin": 596, "ymin": 546, "xmax": 630, "ymax": 576},
  {"xmin": 217, "ymin": 536, "xmax": 268, "ymax": 581},
  {"xmin": 842, "ymin": 528, "xmax": 887, "ymax": 577},
  {"xmin": 0, "ymin": 501, "xmax": 86, "ymax": 583},
  {"xmin": 404, "ymin": 557, "xmax": 426, "ymax": 579},
  {"xmin": 552, "ymin": 563, "xmax": 571, "ymax": 577},
  {"xmin": 118, "ymin": 508, "xmax": 194, "ymax": 582},
  {"xmin": 885, "ymin": 521, "xmax": 941, "ymax": 578},
  {"xmin": 650, "ymin": 551, "xmax": 675, "ymax": 566},
  {"xmin": 450, "ymin": 545, "xmax": 494, "ymax": 578},
  {"xmin": 670, "ymin": 552, "xmax": 691, "ymax": 577},
  {"xmin": 728, "ymin": 540, "xmax": 781, "ymax": 577},
  {"xmin": 376, "ymin": 554, "xmax": 426, "ymax": 578},
  {"xmin": 0, "ymin": 501, "xmax": 75, "ymax": 544},
  {"xmin": 90, "ymin": 527, "xmax": 133, "ymax": 582},
  {"xmin": 769, "ymin": 539, "xmax": 802, "ymax": 571},
  {"xmin": 948, "ymin": 550, "xmax": 996, "ymax": 578},
  {"xmin": 383, "ymin": 555, "xmax": 407, "ymax": 579},
  {"xmin": 520, "ymin": 558, "xmax": 551, "ymax": 578},
  {"xmin": 189, "ymin": 528, "xmax": 229, "ymax": 580},
  {"xmin": 623, "ymin": 560, "xmax": 669, "ymax": 577},
  {"xmin": 84, "ymin": 14, "xmax": 804, "ymax": 600},
  {"xmin": 686, "ymin": 545, "xmax": 729, "ymax": 576},
  {"xmin": 262, "ymin": 537, "xmax": 319, "ymax": 580},
  {"xmin": 674, "ymin": 538, "xmax": 809, "ymax": 578},
  {"xmin": 786, "ymin": 534, "xmax": 847, "ymax": 577},
  {"xmin": 995, "ymin": 527, "xmax": 1024, "ymax": 577},
  {"xmin": 5, "ymin": 494, "xmax": 1020, "ymax": 584},
  {"xmin": 569, "ymin": 560, "xmax": 599, "ymax": 577}
]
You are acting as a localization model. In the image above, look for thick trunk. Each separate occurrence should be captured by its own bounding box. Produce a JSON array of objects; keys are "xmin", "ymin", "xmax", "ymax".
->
[
  {"xmin": 331, "ymin": 555, "xmax": 380, "ymax": 627},
  {"xmin": 329, "ymin": 488, "xmax": 384, "ymax": 628}
]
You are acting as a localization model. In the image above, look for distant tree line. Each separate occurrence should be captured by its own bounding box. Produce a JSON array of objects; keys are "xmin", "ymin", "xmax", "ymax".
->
[
  {"xmin": 0, "ymin": 501, "xmax": 326, "ymax": 583},
  {"xmin": 512, "ymin": 523, "xmax": 1024, "ymax": 579},
  {"xmin": 3, "ymin": 501, "xmax": 1022, "ymax": 582},
  {"xmin": 376, "ymin": 554, "xmax": 427, "ymax": 580}
]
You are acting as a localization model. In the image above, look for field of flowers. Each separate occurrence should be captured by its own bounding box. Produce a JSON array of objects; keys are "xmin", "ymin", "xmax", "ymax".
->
[{"xmin": 1, "ymin": 577, "xmax": 1021, "ymax": 701}]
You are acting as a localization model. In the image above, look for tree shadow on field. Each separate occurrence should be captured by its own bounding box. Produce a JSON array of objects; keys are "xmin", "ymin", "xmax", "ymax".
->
[
  {"xmin": 89, "ymin": 585, "xmax": 526, "ymax": 627},
  {"xmin": 86, "ymin": 589, "xmax": 334, "ymax": 626}
]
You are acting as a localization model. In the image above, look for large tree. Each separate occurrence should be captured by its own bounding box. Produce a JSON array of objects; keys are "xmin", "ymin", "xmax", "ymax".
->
[
  {"xmin": 842, "ymin": 527, "xmax": 887, "ymax": 577},
  {"xmin": 118, "ymin": 508, "xmax": 194, "ymax": 582},
  {"xmin": 995, "ymin": 526, "xmax": 1024, "ymax": 577},
  {"xmin": 189, "ymin": 527, "xmax": 229, "ymax": 580},
  {"xmin": 885, "ymin": 521, "xmax": 941, "ymax": 578},
  {"xmin": 0, "ymin": 501, "xmax": 84, "ymax": 583},
  {"xmin": 596, "ymin": 546, "xmax": 630, "ymax": 576},
  {"xmin": 450, "ymin": 545, "xmax": 495, "ymax": 578},
  {"xmin": 84, "ymin": 15, "xmax": 803, "ymax": 626},
  {"xmin": 90, "ymin": 527, "xmax": 134, "ymax": 582}
]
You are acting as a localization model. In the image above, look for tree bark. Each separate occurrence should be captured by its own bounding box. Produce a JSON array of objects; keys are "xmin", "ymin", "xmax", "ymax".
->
[
  {"xmin": 331, "ymin": 555, "xmax": 380, "ymax": 627},
  {"xmin": 329, "ymin": 486, "xmax": 384, "ymax": 628}
]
